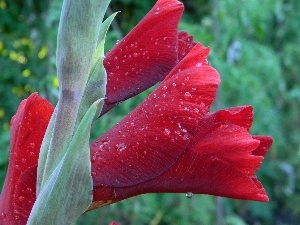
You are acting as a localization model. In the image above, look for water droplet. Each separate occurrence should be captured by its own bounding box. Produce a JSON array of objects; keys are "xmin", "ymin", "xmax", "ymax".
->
[
  {"xmin": 91, "ymin": 155, "xmax": 97, "ymax": 163},
  {"xmin": 91, "ymin": 171, "xmax": 97, "ymax": 178},
  {"xmin": 154, "ymin": 7, "xmax": 160, "ymax": 14},
  {"xmin": 186, "ymin": 192, "xmax": 193, "ymax": 198},
  {"xmin": 18, "ymin": 196, "xmax": 25, "ymax": 202},
  {"xmin": 196, "ymin": 62, "xmax": 202, "ymax": 67},
  {"xmin": 29, "ymin": 143, "xmax": 35, "ymax": 148},
  {"xmin": 25, "ymin": 187, "xmax": 32, "ymax": 194},
  {"xmin": 194, "ymin": 108, "xmax": 200, "ymax": 113},
  {"xmin": 116, "ymin": 143, "xmax": 127, "ymax": 152},
  {"xmin": 164, "ymin": 128, "xmax": 171, "ymax": 135},
  {"xmin": 181, "ymin": 128, "xmax": 187, "ymax": 133},
  {"xmin": 172, "ymin": 83, "xmax": 177, "ymax": 87},
  {"xmin": 162, "ymin": 86, "xmax": 167, "ymax": 90},
  {"xmin": 182, "ymin": 134, "xmax": 189, "ymax": 140},
  {"xmin": 184, "ymin": 92, "xmax": 192, "ymax": 97}
]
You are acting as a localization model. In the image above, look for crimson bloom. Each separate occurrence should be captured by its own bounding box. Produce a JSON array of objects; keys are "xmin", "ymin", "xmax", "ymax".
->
[
  {"xmin": 0, "ymin": 94, "xmax": 53, "ymax": 225},
  {"xmin": 89, "ymin": 43, "xmax": 272, "ymax": 209},
  {"xmin": 0, "ymin": 0, "xmax": 272, "ymax": 224}
]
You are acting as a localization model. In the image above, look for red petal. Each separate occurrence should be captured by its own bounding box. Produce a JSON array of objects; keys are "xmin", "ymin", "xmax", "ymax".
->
[
  {"xmin": 252, "ymin": 135, "xmax": 273, "ymax": 157},
  {"xmin": 0, "ymin": 93, "xmax": 54, "ymax": 225},
  {"xmin": 102, "ymin": 0, "xmax": 184, "ymax": 114},
  {"xmin": 92, "ymin": 106, "xmax": 270, "ymax": 204},
  {"xmin": 178, "ymin": 31, "xmax": 197, "ymax": 61},
  {"xmin": 109, "ymin": 222, "xmax": 121, "ymax": 225},
  {"xmin": 91, "ymin": 44, "xmax": 220, "ymax": 201}
]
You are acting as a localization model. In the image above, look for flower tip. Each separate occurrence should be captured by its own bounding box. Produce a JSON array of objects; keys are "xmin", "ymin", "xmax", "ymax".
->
[{"xmin": 109, "ymin": 222, "xmax": 121, "ymax": 225}]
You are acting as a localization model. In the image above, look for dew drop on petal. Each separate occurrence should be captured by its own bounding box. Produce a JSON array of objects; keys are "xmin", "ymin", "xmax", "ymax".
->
[
  {"xmin": 186, "ymin": 192, "xmax": 193, "ymax": 198},
  {"xmin": 116, "ymin": 143, "xmax": 127, "ymax": 152},
  {"xmin": 184, "ymin": 92, "xmax": 192, "ymax": 97},
  {"xmin": 164, "ymin": 128, "xmax": 171, "ymax": 136},
  {"xmin": 25, "ymin": 187, "xmax": 32, "ymax": 194},
  {"xmin": 18, "ymin": 196, "xmax": 25, "ymax": 202},
  {"xmin": 196, "ymin": 62, "xmax": 202, "ymax": 67},
  {"xmin": 91, "ymin": 155, "xmax": 97, "ymax": 163},
  {"xmin": 182, "ymin": 134, "xmax": 189, "ymax": 140}
]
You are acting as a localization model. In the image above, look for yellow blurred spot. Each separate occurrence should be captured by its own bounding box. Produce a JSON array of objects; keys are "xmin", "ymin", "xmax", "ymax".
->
[
  {"xmin": 22, "ymin": 69, "xmax": 31, "ymax": 77},
  {"xmin": 53, "ymin": 76, "xmax": 59, "ymax": 87},
  {"xmin": 0, "ymin": 108, "xmax": 5, "ymax": 118},
  {"xmin": 0, "ymin": 0, "xmax": 7, "ymax": 9},
  {"xmin": 9, "ymin": 51, "xmax": 18, "ymax": 60},
  {"xmin": 9, "ymin": 51, "xmax": 27, "ymax": 64},
  {"xmin": 21, "ymin": 38, "xmax": 33, "ymax": 49},
  {"xmin": 38, "ymin": 45, "xmax": 48, "ymax": 59},
  {"xmin": 12, "ymin": 87, "xmax": 24, "ymax": 97}
]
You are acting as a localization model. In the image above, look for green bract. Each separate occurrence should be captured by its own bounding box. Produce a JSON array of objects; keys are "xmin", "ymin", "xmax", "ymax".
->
[
  {"xmin": 28, "ymin": 0, "xmax": 113, "ymax": 224},
  {"xmin": 27, "ymin": 100, "xmax": 101, "ymax": 225}
]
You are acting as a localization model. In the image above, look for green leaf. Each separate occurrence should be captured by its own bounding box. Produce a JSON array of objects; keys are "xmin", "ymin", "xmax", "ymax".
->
[
  {"xmin": 39, "ymin": 0, "xmax": 112, "ymax": 195},
  {"xmin": 27, "ymin": 100, "xmax": 101, "ymax": 225},
  {"xmin": 37, "ymin": 107, "xmax": 57, "ymax": 193},
  {"xmin": 76, "ymin": 13, "xmax": 117, "ymax": 128},
  {"xmin": 94, "ymin": 12, "xmax": 118, "ymax": 64}
]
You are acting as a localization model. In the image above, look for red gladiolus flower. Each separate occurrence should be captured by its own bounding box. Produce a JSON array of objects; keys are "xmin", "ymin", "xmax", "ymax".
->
[
  {"xmin": 0, "ymin": 93, "xmax": 54, "ymax": 225},
  {"xmin": 89, "ymin": 43, "xmax": 272, "ymax": 210}
]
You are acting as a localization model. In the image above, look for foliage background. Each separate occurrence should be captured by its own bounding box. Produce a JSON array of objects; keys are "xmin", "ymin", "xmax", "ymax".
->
[{"xmin": 1, "ymin": 0, "xmax": 300, "ymax": 224}]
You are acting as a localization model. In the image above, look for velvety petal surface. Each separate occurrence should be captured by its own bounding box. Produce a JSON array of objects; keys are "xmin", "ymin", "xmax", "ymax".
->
[
  {"xmin": 102, "ymin": 0, "xmax": 185, "ymax": 114},
  {"xmin": 92, "ymin": 105, "xmax": 272, "ymax": 207},
  {"xmin": 91, "ymin": 44, "xmax": 220, "ymax": 208},
  {"xmin": 0, "ymin": 93, "xmax": 54, "ymax": 225}
]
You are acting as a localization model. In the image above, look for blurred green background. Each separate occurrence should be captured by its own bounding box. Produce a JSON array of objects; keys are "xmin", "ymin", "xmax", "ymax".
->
[{"xmin": 1, "ymin": 0, "xmax": 300, "ymax": 224}]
